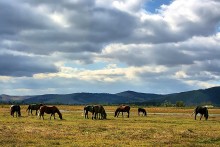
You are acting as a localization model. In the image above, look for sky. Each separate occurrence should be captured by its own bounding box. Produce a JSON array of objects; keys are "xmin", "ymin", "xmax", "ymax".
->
[{"xmin": 1, "ymin": 0, "xmax": 220, "ymax": 96}]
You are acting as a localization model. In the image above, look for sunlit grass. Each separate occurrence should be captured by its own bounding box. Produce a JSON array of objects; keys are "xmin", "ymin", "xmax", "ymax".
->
[{"xmin": 0, "ymin": 105, "xmax": 220, "ymax": 146}]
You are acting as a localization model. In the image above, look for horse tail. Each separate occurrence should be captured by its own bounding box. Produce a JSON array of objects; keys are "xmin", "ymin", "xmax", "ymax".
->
[
  {"xmin": 17, "ymin": 105, "xmax": 21, "ymax": 117},
  {"xmin": 84, "ymin": 106, "xmax": 87, "ymax": 115},
  {"xmin": 191, "ymin": 106, "xmax": 198, "ymax": 116},
  {"xmin": 10, "ymin": 105, "xmax": 13, "ymax": 116},
  {"xmin": 26, "ymin": 105, "xmax": 30, "ymax": 111}
]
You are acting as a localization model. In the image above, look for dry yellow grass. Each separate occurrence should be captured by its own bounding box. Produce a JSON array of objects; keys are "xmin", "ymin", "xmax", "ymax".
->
[{"xmin": 0, "ymin": 105, "xmax": 220, "ymax": 146}]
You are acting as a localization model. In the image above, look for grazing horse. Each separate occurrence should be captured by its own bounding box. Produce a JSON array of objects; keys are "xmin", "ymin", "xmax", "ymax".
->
[
  {"xmin": 39, "ymin": 106, "xmax": 62, "ymax": 120},
  {"xmin": 192, "ymin": 106, "xmax": 209, "ymax": 120},
  {"xmin": 84, "ymin": 105, "xmax": 94, "ymax": 119},
  {"xmin": 27, "ymin": 104, "xmax": 43, "ymax": 115},
  {"xmin": 92, "ymin": 105, "xmax": 107, "ymax": 120},
  {"xmin": 114, "ymin": 105, "xmax": 130, "ymax": 118},
  {"xmin": 138, "ymin": 108, "xmax": 147, "ymax": 116},
  {"xmin": 10, "ymin": 105, "xmax": 21, "ymax": 117}
]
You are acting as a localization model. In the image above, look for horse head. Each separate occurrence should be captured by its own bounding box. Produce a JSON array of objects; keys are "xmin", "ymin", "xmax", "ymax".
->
[{"xmin": 114, "ymin": 108, "xmax": 119, "ymax": 117}]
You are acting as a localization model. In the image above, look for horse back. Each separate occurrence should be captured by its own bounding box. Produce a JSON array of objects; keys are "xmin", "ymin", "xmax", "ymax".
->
[
  {"xmin": 195, "ymin": 106, "xmax": 208, "ymax": 114},
  {"xmin": 119, "ymin": 105, "xmax": 130, "ymax": 112}
]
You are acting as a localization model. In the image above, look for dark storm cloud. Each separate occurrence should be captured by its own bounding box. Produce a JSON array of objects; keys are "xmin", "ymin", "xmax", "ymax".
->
[
  {"xmin": 0, "ymin": 53, "xmax": 58, "ymax": 77},
  {"xmin": 0, "ymin": 0, "xmax": 54, "ymax": 36}
]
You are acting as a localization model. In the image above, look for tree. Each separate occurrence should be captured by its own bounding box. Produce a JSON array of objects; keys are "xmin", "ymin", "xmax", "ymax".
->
[{"xmin": 176, "ymin": 101, "xmax": 185, "ymax": 107}]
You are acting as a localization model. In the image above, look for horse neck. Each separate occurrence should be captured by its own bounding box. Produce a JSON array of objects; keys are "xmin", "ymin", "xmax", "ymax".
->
[
  {"xmin": 115, "ymin": 109, "xmax": 119, "ymax": 116},
  {"xmin": 56, "ymin": 109, "xmax": 62, "ymax": 119}
]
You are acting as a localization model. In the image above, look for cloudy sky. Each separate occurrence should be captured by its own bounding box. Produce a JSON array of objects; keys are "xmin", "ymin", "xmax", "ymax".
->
[{"xmin": 1, "ymin": 0, "xmax": 220, "ymax": 95}]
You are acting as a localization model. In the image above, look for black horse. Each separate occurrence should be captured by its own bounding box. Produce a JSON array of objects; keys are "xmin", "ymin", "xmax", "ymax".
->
[
  {"xmin": 193, "ymin": 106, "xmax": 209, "ymax": 120},
  {"xmin": 10, "ymin": 105, "xmax": 21, "ymax": 117},
  {"xmin": 138, "ymin": 108, "xmax": 147, "ymax": 116},
  {"xmin": 92, "ymin": 105, "xmax": 107, "ymax": 120},
  {"xmin": 27, "ymin": 104, "xmax": 43, "ymax": 115},
  {"xmin": 84, "ymin": 105, "xmax": 94, "ymax": 119},
  {"xmin": 114, "ymin": 105, "xmax": 130, "ymax": 118}
]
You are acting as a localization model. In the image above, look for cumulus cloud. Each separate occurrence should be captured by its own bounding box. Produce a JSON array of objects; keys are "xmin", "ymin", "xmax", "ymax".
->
[{"xmin": 0, "ymin": 0, "xmax": 220, "ymax": 95}]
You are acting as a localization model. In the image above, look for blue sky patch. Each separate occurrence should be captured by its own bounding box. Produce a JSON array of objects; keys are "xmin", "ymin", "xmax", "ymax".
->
[{"xmin": 144, "ymin": 0, "xmax": 172, "ymax": 13}]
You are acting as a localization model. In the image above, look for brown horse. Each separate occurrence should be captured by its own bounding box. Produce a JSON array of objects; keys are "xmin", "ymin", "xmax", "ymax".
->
[
  {"xmin": 92, "ymin": 105, "xmax": 107, "ymax": 120},
  {"xmin": 27, "ymin": 104, "xmax": 43, "ymax": 115},
  {"xmin": 138, "ymin": 108, "xmax": 147, "ymax": 116},
  {"xmin": 10, "ymin": 105, "xmax": 21, "ymax": 117},
  {"xmin": 39, "ymin": 106, "xmax": 62, "ymax": 120},
  {"xmin": 114, "ymin": 105, "xmax": 130, "ymax": 118}
]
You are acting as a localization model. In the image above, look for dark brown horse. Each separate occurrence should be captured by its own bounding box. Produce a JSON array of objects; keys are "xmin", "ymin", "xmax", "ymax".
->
[
  {"xmin": 92, "ymin": 105, "xmax": 107, "ymax": 120},
  {"xmin": 39, "ymin": 106, "xmax": 62, "ymax": 120},
  {"xmin": 138, "ymin": 108, "xmax": 147, "ymax": 116},
  {"xmin": 192, "ymin": 106, "xmax": 209, "ymax": 120},
  {"xmin": 114, "ymin": 105, "xmax": 130, "ymax": 118},
  {"xmin": 27, "ymin": 104, "xmax": 43, "ymax": 115},
  {"xmin": 84, "ymin": 105, "xmax": 94, "ymax": 119},
  {"xmin": 10, "ymin": 105, "xmax": 21, "ymax": 117}
]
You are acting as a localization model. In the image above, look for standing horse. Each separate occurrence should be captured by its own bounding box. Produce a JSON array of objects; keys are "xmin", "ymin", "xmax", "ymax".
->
[
  {"xmin": 92, "ymin": 105, "xmax": 107, "ymax": 120},
  {"xmin": 39, "ymin": 106, "xmax": 62, "ymax": 120},
  {"xmin": 10, "ymin": 105, "xmax": 21, "ymax": 117},
  {"xmin": 138, "ymin": 108, "xmax": 147, "ymax": 116},
  {"xmin": 192, "ymin": 106, "xmax": 209, "ymax": 120},
  {"xmin": 114, "ymin": 105, "xmax": 130, "ymax": 118},
  {"xmin": 84, "ymin": 105, "xmax": 94, "ymax": 119},
  {"xmin": 27, "ymin": 104, "xmax": 43, "ymax": 115}
]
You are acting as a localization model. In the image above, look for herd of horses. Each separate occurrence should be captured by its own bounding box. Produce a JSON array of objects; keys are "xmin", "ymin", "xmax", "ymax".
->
[
  {"xmin": 10, "ymin": 104, "xmax": 209, "ymax": 120},
  {"xmin": 11, "ymin": 104, "xmax": 62, "ymax": 120}
]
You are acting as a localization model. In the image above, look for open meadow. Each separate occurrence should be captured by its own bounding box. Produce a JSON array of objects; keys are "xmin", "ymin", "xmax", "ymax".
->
[{"xmin": 0, "ymin": 105, "xmax": 220, "ymax": 146}]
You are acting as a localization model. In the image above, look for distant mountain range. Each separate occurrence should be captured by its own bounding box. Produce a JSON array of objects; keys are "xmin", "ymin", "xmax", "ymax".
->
[{"xmin": 1, "ymin": 86, "xmax": 220, "ymax": 106}]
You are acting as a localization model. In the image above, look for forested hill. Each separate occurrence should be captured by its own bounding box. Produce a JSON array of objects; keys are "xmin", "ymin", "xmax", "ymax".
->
[{"xmin": 1, "ymin": 86, "xmax": 220, "ymax": 106}]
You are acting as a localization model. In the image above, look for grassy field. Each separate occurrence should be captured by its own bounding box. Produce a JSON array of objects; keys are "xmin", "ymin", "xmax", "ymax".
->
[{"xmin": 0, "ymin": 105, "xmax": 220, "ymax": 146}]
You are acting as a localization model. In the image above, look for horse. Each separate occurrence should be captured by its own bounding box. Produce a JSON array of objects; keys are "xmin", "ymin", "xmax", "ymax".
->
[
  {"xmin": 138, "ymin": 108, "xmax": 147, "ymax": 116},
  {"xmin": 10, "ymin": 105, "xmax": 21, "ymax": 117},
  {"xmin": 27, "ymin": 104, "xmax": 43, "ymax": 115},
  {"xmin": 39, "ymin": 105, "xmax": 62, "ymax": 120},
  {"xmin": 84, "ymin": 105, "xmax": 94, "ymax": 119},
  {"xmin": 92, "ymin": 105, "xmax": 107, "ymax": 120},
  {"xmin": 114, "ymin": 105, "xmax": 130, "ymax": 118},
  {"xmin": 192, "ymin": 106, "xmax": 209, "ymax": 120}
]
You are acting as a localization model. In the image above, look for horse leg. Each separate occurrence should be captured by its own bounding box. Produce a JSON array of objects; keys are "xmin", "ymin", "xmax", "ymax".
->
[
  {"xmin": 128, "ymin": 111, "xmax": 130, "ymax": 118},
  {"xmin": 95, "ymin": 113, "xmax": 97, "ymax": 119},
  {"xmin": 117, "ymin": 112, "xmax": 120, "ymax": 117},
  {"xmin": 92, "ymin": 112, "xmax": 94, "ymax": 120},
  {"xmin": 85, "ymin": 111, "xmax": 88, "ymax": 119},
  {"xmin": 122, "ymin": 112, "xmax": 124, "ymax": 117},
  {"xmin": 200, "ymin": 114, "xmax": 203, "ymax": 120},
  {"xmin": 50, "ymin": 114, "xmax": 53, "ymax": 120}
]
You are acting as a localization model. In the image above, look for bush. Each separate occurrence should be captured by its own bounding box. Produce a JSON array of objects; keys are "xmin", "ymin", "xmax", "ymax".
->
[{"xmin": 176, "ymin": 101, "xmax": 185, "ymax": 107}]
